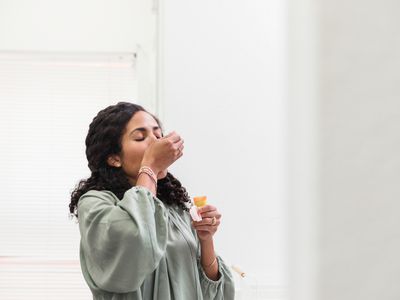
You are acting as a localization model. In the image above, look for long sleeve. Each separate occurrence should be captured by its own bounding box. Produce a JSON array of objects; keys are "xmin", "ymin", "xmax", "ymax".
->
[
  {"xmin": 197, "ymin": 255, "xmax": 236, "ymax": 299},
  {"xmin": 180, "ymin": 211, "xmax": 235, "ymax": 300},
  {"xmin": 77, "ymin": 186, "xmax": 169, "ymax": 294}
]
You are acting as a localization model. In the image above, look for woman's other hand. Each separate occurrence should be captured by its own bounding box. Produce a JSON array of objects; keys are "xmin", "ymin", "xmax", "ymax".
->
[{"xmin": 192, "ymin": 205, "xmax": 222, "ymax": 242}]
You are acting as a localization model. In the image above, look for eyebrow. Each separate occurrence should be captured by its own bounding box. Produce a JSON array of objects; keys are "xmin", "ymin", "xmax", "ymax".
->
[{"xmin": 129, "ymin": 126, "xmax": 161, "ymax": 136}]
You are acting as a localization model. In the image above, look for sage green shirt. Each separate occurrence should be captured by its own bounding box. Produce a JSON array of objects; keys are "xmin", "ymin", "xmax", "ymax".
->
[{"xmin": 77, "ymin": 186, "xmax": 235, "ymax": 300}]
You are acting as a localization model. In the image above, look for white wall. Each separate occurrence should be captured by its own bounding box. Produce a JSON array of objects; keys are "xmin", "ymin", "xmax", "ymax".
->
[
  {"xmin": 286, "ymin": 0, "xmax": 319, "ymax": 299},
  {"xmin": 288, "ymin": 0, "xmax": 400, "ymax": 299},
  {"xmin": 159, "ymin": 0, "xmax": 287, "ymax": 292},
  {"xmin": 0, "ymin": 0, "xmax": 155, "ymax": 52},
  {"xmin": 318, "ymin": 1, "xmax": 400, "ymax": 299}
]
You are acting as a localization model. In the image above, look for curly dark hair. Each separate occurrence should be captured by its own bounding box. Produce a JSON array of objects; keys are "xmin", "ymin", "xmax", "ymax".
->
[{"xmin": 69, "ymin": 102, "xmax": 190, "ymax": 219}]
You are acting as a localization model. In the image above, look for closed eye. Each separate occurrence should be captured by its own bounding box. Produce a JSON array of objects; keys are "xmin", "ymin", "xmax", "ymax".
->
[
  {"xmin": 134, "ymin": 135, "xmax": 162, "ymax": 142},
  {"xmin": 130, "ymin": 126, "xmax": 163, "ymax": 141}
]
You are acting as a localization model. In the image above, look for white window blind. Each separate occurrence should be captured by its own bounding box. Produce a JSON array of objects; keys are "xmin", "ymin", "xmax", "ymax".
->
[{"xmin": 0, "ymin": 51, "xmax": 146, "ymax": 299}]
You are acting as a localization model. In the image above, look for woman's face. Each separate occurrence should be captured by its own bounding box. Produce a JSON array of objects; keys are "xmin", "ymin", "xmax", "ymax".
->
[{"xmin": 107, "ymin": 111, "xmax": 163, "ymax": 185}]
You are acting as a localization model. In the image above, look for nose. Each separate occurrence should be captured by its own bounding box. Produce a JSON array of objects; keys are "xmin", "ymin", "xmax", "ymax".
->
[{"xmin": 147, "ymin": 133, "xmax": 158, "ymax": 143}]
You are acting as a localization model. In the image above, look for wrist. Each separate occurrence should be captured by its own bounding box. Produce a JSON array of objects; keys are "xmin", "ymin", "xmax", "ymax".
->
[
  {"xmin": 137, "ymin": 166, "xmax": 158, "ymax": 188},
  {"xmin": 140, "ymin": 161, "xmax": 160, "ymax": 175},
  {"xmin": 202, "ymin": 256, "xmax": 218, "ymax": 269},
  {"xmin": 199, "ymin": 237, "xmax": 214, "ymax": 246}
]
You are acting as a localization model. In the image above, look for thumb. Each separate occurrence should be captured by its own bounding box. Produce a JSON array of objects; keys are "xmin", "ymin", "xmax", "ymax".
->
[{"xmin": 163, "ymin": 131, "xmax": 175, "ymax": 139}]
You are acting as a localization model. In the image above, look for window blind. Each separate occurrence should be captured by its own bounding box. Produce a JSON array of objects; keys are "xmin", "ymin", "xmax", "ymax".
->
[{"xmin": 0, "ymin": 51, "xmax": 144, "ymax": 299}]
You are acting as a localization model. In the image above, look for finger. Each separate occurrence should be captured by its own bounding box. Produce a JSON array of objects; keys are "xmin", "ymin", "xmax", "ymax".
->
[
  {"xmin": 163, "ymin": 131, "xmax": 175, "ymax": 138},
  {"xmin": 192, "ymin": 220, "xmax": 208, "ymax": 227},
  {"xmin": 166, "ymin": 131, "xmax": 182, "ymax": 143},
  {"xmin": 192, "ymin": 220, "xmax": 210, "ymax": 227},
  {"xmin": 176, "ymin": 151, "xmax": 183, "ymax": 159},
  {"xmin": 194, "ymin": 224, "xmax": 219, "ymax": 232},
  {"xmin": 174, "ymin": 139, "xmax": 184, "ymax": 150},
  {"xmin": 196, "ymin": 228, "xmax": 214, "ymax": 233},
  {"xmin": 193, "ymin": 218, "xmax": 220, "ymax": 227},
  {"xmin": 192, "ymin": 224, "xmax": 214, "ymax": 231},
  {"xmin": 177, "ymin": 145, "xmax": 184, "ymax": 154},
  {"xmin": 199, "ymin": 212, "xmax": 221, "ymax": 219},
  {"xmin": 198, "ymin": 205, "xmax": 217, "ymax": 214}
]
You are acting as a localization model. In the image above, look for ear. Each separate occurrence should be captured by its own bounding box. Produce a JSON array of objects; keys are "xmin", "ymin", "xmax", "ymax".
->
[{"xmin": 107, "ymin": 155, "xmax": 122, "ymax": 168}]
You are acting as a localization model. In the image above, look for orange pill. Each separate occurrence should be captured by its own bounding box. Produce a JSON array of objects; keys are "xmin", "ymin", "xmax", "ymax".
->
[{"xmin": 193, "ymin": 196, "xmax": 207, "ymax": 207}]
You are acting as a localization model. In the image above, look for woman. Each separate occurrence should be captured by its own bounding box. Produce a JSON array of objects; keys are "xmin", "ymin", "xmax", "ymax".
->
[{"xmin": 69, "ymin": 102, "xmax": 235, "ymax": 299}]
